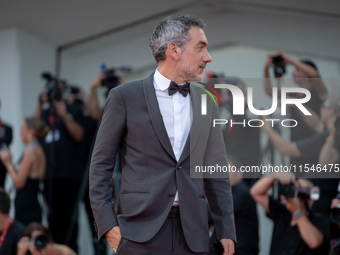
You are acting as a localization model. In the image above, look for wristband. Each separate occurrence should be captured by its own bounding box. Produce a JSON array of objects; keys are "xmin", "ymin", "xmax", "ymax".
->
[{"xmin": 293, "ymin": 210, "xmax": 305, "ymax": 219}]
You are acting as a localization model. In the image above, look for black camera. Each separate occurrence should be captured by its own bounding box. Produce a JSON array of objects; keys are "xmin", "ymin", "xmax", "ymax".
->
[
  {"xmin": 279, "ymin": 182, "xmax": 296, "ymax": 198},
  {"xmin": 279, "ymin": 182, "xmax": 320, "ymax": 201},
  {"xmin": 67, "ymin": 86, "xmax": 80, "ymax": 95},
  {"xmin": 41, "ymin": 72, "xmax": 62, "ymax": 104},
  {"xmin": 101, "ymin": 69, "xmax": 121, "ymax": 90},
  {"xmin": 272, "ymin": 55, "xmax": 286, "ymax": 77},
  {"xmin": 331, "ymin": 194, "xmax": 340, "ymax": 224},
  {"xmin": 26, "ymin": 234, "xmax": 49, "ymax": 254}
]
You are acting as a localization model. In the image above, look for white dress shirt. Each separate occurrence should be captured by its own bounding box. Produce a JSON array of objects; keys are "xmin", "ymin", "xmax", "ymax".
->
[{"xmin": 153, "ymin": 69, "xmax": 191, "ymax": 205}]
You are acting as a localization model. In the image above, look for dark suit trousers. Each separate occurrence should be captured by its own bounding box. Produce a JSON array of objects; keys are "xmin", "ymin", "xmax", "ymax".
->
[{"xmin": 116, "ymin": 207, "xmax": 208, "ymax": 255}]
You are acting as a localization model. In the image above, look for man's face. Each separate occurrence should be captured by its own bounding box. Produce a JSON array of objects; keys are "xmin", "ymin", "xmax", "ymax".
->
[{"xmin": 176, "ymin": 26, "xmax": 212, "ymax": 81}]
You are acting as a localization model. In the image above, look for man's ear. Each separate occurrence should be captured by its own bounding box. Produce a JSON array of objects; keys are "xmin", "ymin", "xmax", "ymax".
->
[{"xmin": 166, "ymin": 42, "xmax": 181, "ymax": 61}]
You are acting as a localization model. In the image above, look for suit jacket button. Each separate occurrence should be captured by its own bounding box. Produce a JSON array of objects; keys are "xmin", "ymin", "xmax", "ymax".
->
[
  {"xmin": 176, "ymin": 166, "xmax": 182, "ymax": 171},
  {"xmin": 168, "ymin": 191, "xmax": 175, "ymax": 197}
]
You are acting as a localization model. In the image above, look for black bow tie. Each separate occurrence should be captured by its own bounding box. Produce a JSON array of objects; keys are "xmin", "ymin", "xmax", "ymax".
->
[{"xmin": 168, "ymin": 81, "xmax": 190, "ymax": 97}]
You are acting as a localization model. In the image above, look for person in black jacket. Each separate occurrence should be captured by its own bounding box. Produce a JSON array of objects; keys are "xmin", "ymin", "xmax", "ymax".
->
[{"xmin": 0, "ymin": 188, "xmax": 24, "ymax": 255}]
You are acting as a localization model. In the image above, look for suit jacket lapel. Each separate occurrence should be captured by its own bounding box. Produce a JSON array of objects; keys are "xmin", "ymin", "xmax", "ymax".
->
[
  {"xmin": 178, "ymin": 83, "xmax": 202, "ymax": 163},
  {"xmin": 143, "ymin": 73, "xmax": 176, "ymax": 161}
]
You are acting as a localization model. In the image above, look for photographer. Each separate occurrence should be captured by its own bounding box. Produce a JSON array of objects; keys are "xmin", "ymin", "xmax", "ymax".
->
[
  {"xmin": 0, "ymin": 98, "xmax": 13, "ymax": 188},
  {"xmin": 261, "ymin": 96, "xmax": 340, "ymax": 213},
  {"xmin": 34, "ymin": 76, "xmax": 84, "ymax": 142},
  {"xmin": 33, "ymin": 74, "xmax": 86, "ymax": 252},
  {"xmin": 250, "ymin": 173, "xmax": 328, "ymax": 255},
  {"xmin": 0, "ymin": 188, "xmax": 24, "ymax": 255},
  {"xmin": 89, "ymin": 69, "xmax": 125, "ymax": 121},
  {"xmin": 17, "ymin": 222, "xmax": 76, "ymax": 255},
  {"xmin": 263, "ymin": 51, "xmax": 327, "ymax": 145}
]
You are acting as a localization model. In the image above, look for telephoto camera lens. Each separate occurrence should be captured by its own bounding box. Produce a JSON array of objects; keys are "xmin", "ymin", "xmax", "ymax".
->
[
  {"xmin": 26, "ymin": 234, "xmax": 49, "ymax": 254},
  {"xmin": 34, "ymin": 234, "xmax": 49, "ymax": 249}
]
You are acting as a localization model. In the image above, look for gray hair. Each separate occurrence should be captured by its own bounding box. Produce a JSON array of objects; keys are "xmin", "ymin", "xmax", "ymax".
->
[{"xmin": 149, "ymin": 14, "xmax": 205, "ymax": 63}]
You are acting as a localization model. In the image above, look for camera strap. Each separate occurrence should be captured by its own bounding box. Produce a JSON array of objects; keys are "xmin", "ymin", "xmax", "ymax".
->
[{"xmin": 0, "ymin": 217, "xmax": 12, "ymax": 248}]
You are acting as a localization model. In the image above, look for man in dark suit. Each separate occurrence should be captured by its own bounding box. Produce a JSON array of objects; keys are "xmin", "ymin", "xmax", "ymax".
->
[{"xmin": 90, "ymin": 14, "xmax": 236, "ymax": 255}]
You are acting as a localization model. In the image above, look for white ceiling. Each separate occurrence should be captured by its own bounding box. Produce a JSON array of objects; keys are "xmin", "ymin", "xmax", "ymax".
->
[
  {"xmin": 0, "ymin": 0, "xmax": 199, "ymax": 46},
  {"xmin": 1, "ymin": 0, "xmax": 339, "ymax": 48}
]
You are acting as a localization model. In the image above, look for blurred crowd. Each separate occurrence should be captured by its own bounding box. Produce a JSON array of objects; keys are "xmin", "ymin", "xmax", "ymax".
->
[
  {"xmin": 0, "ymin": 50, "xmax": 339, "ymax": 255},
  {"xmin": 0, "ymin": 68, "xmax": 124, "ymax": 255}
]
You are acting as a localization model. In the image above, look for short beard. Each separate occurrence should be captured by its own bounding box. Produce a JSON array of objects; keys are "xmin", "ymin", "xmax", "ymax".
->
[{"xmin": 177, "ymin": 65, "xmax": 201, "ymax": 82}]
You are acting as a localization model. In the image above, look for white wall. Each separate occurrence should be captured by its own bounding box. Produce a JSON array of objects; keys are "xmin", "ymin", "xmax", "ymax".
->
[
  {"xmin": 17, "ymin": 29, "xmax": 55, "ymax": 118},
  {"xmin": 60, "ymin": 28, "xmax": 157, "ymax": 93},
  {"xmin": 0, "ymin": 28, "xmax": 23, "ymax": 161},
  {"xmin": 59, "ymin": 51, "xmax": 76, "ymax": 86},
  {"xmin": 0, "ymin": 27, "xmax": 55, "ymax": 165}
]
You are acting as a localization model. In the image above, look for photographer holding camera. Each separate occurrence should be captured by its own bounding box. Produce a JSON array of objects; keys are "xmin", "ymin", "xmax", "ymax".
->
[
  {"xmin": 263, "ymin": 51, "xmax": 327, "ymax": 146},
  {"xmin": 34, "ymin": 74, "xmax": 84, "ymax": 142},
  {"xmin": 89, "ymin": 68, "xmax": 125, "ymax": 121},
  {"xmin": 17, "ymin": 222, "xmax": 76, "ymax": 255},
  {"xmin": 33, "ymin": 73, "xmax": 86, "ymax": 252},
  {"xmin": 260, "ymin": 95, "xmax": 340, "ymax": 214},
  {"xmin": 250, "ymin": 172, "xmax": 328, "ymax": 255}
]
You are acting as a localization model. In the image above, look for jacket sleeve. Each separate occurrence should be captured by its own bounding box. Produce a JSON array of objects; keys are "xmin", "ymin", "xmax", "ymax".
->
[
  {"xmin": 203, "ymin": 100, "xmax": 237, "ymax": 243},
  {"xmin": 89, "ymin": 88, "xmax": 126, "ymax": 240}
]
